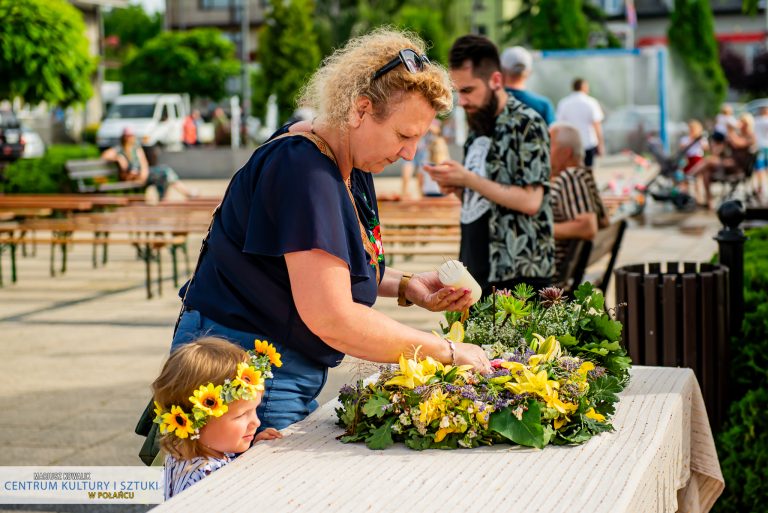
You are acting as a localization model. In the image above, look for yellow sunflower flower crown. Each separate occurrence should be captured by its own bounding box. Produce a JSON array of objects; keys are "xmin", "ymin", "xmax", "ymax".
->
[{"xmin": 153, "ymin": 339, "xmax": 283, "ymax": 440}]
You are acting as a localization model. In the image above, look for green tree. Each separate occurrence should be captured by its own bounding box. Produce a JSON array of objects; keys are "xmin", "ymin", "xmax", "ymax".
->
[
  {"xmin": 121, "ymin": 29, "xmax": 240, "ymax": 100},
  {"xmin": 504, "ymin": 0, "xmax": 617, "ymax": 50},
  {"xmin": 394, "ymin": 6, "xmax": 448, "ymax": 64},
  {"xmin": 0, "ymin": 0, "xmax": 93, "ymax": 106},
  {"xmin": 258, "ymin": 0, "xmax": 321, "ymax": 123},
  {"xmin": 667, "ymin": 0, "xmax": 727, "ymax": 119},
  {"xmin": 104, "ymin": 4, "xmax": 163, "ymax": 50}
]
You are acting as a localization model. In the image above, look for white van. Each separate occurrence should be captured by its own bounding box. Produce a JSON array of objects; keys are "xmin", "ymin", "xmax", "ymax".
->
[{"xmin": 97, "ymin": 94, "xmax": 187, "ymax": 151}]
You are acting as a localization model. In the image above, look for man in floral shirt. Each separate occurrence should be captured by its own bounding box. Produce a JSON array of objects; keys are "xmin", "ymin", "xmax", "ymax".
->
[{"xmin": 425, "ymin": 35, "xmax": 554, "ymax": 295}]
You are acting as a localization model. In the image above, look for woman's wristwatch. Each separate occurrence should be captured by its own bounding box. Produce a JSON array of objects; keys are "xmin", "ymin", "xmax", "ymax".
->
[{"xmin": 397, "ymin": 272, "xmax": 414, "ymax": 307}]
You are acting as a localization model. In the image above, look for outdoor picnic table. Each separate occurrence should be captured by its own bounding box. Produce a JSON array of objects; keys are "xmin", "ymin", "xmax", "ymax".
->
[{"xmin": 152, "ymin": 366, "xmax": 723, "ymax": 513}]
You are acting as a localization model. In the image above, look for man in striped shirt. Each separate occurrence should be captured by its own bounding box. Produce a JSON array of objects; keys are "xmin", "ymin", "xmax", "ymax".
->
[{"xmin": 549, "ymin": 122, "xmax": 608, "ymax": 281}]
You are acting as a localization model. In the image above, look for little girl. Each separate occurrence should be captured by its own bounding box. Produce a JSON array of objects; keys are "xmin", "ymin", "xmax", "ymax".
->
[{"xmin": 152, "ymin": 337, "xmax": 283, "ymax": 499}]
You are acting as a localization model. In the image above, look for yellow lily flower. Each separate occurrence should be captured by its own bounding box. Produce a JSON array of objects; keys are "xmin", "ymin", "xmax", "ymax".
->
[
  {"xmin": 577, "ymin": 361, "xmax": 595, "ymax": 376},
  {"xmin": 418, "ymin": 389, "xmax": 448, "ymax": 424},
  {"xmin": 500, "ymin": 361, "xmax": 526, "ymax": 375},
  {"xmin": 532, "ymin": 333, "xmax": 561, "ymax": 362},
  {"xmin": 446, "ymin": 322, "xmax": 465, "ymax": 343},
  {"xmin": 553, "ymin": 416, "xmax": 568, "ymax": 430},
  {"xmin": 385, "ymin": 348, "xmax": 439, "ymax": 389},
  {"xmin": 585, "ymin": 407, "xmax": 606, "ymax": 422}
]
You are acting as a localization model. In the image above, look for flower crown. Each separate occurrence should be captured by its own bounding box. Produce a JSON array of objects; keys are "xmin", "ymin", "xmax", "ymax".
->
[{"xmin": 153, "ymin": 339, "xmax": 282, "ymax": 440}]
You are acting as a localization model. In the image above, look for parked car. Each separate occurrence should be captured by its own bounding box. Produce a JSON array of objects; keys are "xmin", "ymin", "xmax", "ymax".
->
[
  {"xmin": 21, "ymin": 127, "xmax": 46, "ymax": 158},
  {"xmin": 96, "ymin": 94, "xmax": 186, "ymax": 151},
  {"xmin": 602, "ymin": 105, "xmax": 687, "ymax": 155},
  {"xmin": 0, "ymin": 110, "xmax": 24, "ymax": 162}
]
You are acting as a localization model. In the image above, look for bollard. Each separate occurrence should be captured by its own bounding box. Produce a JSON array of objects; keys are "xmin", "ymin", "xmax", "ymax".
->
[{"xmin": 714, "ymin": 200, "xmax": 747, "ymax": 336}]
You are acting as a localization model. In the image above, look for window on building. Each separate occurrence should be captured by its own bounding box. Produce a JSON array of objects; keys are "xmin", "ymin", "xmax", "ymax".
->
[{"xmin": 200, "ymin": 0, "xmax": 234, "ymax": 9}]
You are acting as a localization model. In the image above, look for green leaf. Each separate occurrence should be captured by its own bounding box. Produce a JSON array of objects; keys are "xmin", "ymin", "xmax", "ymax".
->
[
  {"xmin": 489, "ymin": 401, "xmax": 548, "ymax": 449},
  {"xmin": 365, "ymin": 419, "xmax": 395, "ymax": 450},
  {"xmin": 593, "ymin": 315, "xmax": 623, "ymax": 342},
  {"xmin": 361, "ymin": 394, "xmax": 390, "ymax": 419},
  {"xmin": 573, "ymin": 282, "xmax": 595, "ymax": 303},
  {"xmin": 559, "ymin": 333, "xmax": 578, "ymax": 346},
  {"xmin": 404, "ymin": 435, "xmax": 433, "ymax": 451}
]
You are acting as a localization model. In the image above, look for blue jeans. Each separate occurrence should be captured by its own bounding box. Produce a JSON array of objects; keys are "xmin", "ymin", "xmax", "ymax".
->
[{"xmin": 171, "ymin": 309, "xmax": 327, "ymax": 431}]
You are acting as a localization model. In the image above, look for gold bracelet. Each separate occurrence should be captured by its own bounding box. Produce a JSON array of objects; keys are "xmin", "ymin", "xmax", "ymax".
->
[{"xmin": 397, "ymin": 272, "xmax": 414, "ymax": 307}]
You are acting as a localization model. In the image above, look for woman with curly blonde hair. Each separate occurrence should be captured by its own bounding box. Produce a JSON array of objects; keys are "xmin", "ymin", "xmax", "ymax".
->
[{"xmin": 170, "ymin": 28, "xmax": 492, "ymax": 431}]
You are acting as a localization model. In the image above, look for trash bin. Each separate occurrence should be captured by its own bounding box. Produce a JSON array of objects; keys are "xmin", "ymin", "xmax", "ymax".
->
[{"xmin": 614, "ymin": 261, "xmax": 730, "ymax": 429}]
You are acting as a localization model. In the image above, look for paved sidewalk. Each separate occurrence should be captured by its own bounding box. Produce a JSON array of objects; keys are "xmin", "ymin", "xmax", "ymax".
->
[{"xmin": 0, "ymin": 163, "xmax": 725, "ymax": 512}]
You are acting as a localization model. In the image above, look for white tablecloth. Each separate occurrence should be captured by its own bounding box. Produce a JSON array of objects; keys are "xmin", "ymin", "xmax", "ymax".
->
[{"xmin": 152, "ymin": 366, "xmax": 724, "ymax": 513}]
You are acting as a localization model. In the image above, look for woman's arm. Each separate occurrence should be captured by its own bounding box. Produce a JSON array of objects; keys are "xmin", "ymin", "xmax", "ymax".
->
[{"xmin": 285, "ymin": 249, "xmax": 491, "ymax": 371}]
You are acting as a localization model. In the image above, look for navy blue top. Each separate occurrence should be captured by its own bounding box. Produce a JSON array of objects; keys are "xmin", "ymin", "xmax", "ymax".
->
[
  {"xmin": 180, "ymin": 127, "xmax": 385, "ymax": 368},
  {"xmin": 506, "ymin": 88, "xmax": 556, "ymax": 125}
]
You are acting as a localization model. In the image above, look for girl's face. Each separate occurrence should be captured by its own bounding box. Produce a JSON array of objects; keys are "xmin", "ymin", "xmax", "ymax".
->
[{"xmin": 199, "ymin": 397, "xmax": 262, "ymax": 456}]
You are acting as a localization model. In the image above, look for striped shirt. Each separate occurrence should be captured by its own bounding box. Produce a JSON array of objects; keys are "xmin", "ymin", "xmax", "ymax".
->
[
  {"xmin": 550, "ymin": 167, "xmax": 606, "ymax": 274},
  {"xmin": 164, "ymin": 452, "xmax": 233, "ymax": 499}
]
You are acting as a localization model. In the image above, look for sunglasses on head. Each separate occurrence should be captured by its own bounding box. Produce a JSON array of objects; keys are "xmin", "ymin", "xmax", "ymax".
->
[{"xmin": 373, "ymin": 49, "xmax": 431, "ymax": 80}]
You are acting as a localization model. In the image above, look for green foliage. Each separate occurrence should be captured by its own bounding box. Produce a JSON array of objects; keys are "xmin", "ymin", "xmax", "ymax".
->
[
  {"xmin": 489, "ymin": 400, "xmax": 548, "ymax": 449},
  {"xmin": 394, "ymin": 6, "xmax": 448, "ymax": 64},
  {"xmin": 667, "ymin": 0, "xmax": 727, "ymax": 119},
  {"xmin": 713, "ymin": 226, "xmax": 768, "ymax": 511},
  {"xmin": 122, "ymin": 29, "xmax": 240, "ymax": 100},
  {"xmin": 742, "ymin": 0, "xmax": 760, "ymax": 15},
  {"xmin": 713, "ymin": 388, "xmax": 768, "ymax": 513},
  {"xmin": 104, "ymin": 5, "xmax": 163, "ymax": 50},
  {"xmin": 504, "ymin": 0, "xmax": 618, "ymax": 50},
  {"xmin": 259, "ymin": 0, "xmax": 321, "ymax": 123},
  {"xmin": 0, "ymin": 0, "xmax": 93, "ymax": 106},
  {"xmin": 1, "ymin": 145, "xmax": 99, "ymax": 193}
]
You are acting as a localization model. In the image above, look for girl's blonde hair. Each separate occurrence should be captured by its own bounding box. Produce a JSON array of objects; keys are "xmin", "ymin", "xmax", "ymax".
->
[
  {"xmin": 152, "ymin": 337, "xmax": 248, "ymax": 460},
  {"xmin": 740, "ymin": 112, "xmax": 755, "ymax": 133},
  {"xmin": 298, "ymin": 27, "xmax": 453, "ymax": 130},
  {"xmin": 688, "ymin": 119, "xmax": 703, "ymax": 136}
]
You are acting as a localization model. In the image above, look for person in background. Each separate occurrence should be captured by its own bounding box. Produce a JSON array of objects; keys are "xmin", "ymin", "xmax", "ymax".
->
[
  {"xmin": 425, "ymin": 35, "xmax": 554, "ymax": 296},
  {"xmin": 418, "ymin": 120, "xmax": 450, "ymax": 197},
  {"xmin": 690, "ymin": 113, "xmax": 757, "ymax": 209},
  {"xmin": 548, "ymin": 122, "xmax": 607, "ymax": 283},
  {"xmin": 680, "ymin": 119, "xmax": 709, "ymax": 174},
  {"xmin": 752, "ymin": 106, "xmax": 768, "ymax": 200},
  {"xmin": 212, "ymin": 108, "xmax": 231, "ymax": 146},
  {"xmin": 556, "ymin": 78, "xmax": 605, "ymax": 167},
  {"xmin": 500, "ymin": 46, "xmax": 555, "ymax": 125},
  {"xmin": 183, "ymin": 110, "xmax": 201, "ymax": 147}
]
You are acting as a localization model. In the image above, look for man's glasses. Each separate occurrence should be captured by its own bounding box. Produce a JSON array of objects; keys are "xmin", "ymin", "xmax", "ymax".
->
[{"xmin": 372, "ymin": 49, "xmax": 431, "ymax": 80}]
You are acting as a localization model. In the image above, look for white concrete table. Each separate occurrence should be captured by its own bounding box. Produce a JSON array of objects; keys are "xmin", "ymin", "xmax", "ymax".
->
[{"xmin": 152, "ymin": 366, "xmax": 724, "ymax": 513}]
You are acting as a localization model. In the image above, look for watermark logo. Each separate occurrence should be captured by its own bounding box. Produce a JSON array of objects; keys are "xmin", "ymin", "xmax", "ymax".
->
[{"xmin": 0, "ymin": 467, "xmax": 163, "ymax": 504}]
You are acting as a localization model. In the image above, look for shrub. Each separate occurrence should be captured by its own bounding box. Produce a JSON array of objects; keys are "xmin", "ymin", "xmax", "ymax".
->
[
  {"xmin": 713, "ymin": 388, "xmax": 768, "ymax": 513},
  {"xmin": 2, "ymin": 144, "xmax": 98, "ymax": 193}
]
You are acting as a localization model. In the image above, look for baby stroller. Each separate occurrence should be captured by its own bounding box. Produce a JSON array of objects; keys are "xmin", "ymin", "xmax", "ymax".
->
[{"xmin": 630, "ymin": 135, "xmax": 700, "ymax": 216}]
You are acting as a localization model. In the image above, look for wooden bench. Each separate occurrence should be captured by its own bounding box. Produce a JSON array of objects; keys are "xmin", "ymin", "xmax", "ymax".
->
[
  {"xmin": 66, "ymin": 159, "xmax": 145, "ymax": 193},
  {"xmin": 559, "ymin": 218, "xmax": 628, "ymax": 296}
]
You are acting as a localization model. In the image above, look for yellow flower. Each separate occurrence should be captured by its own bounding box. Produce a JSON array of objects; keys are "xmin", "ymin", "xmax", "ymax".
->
[
  {"xmin": 160, "ymin": 406, "xmax": 195, "ymax": 438},
  {"xmin": 254, "ymin": 339, "xmax": 282, "ymax": 368},
  {"xmin": 585, "ymin": 407, "xmax": 606, "ymax": 422},
  {"xmin": 189, "ymin": 383, "xmax": 228, "ymax": 417},
  {"xmin": 232, "ymin": 362, "xmax": 264, "ymax": 395},
  {"xmin": 418, "ymin": 389, "xmax": 449, "ymax": 425},
  {"xmin": 532, "ymin": 333, "xmax": 561, "ymax": 362},
  {"xmin": 505, "ymin": 368, "xmax": 559, "ymax": 398},
  {"xmin": 153, "ymin": 401, "xmax": 164, "ymax": 420},
  {"xmin": 385, "ymin": 348, "xmax": 440, "ymax": 389},
  {"xmin": 577, "ymin": 361, "xmax": 595, "ymax": 376},
  {"xmin": 553, "ymin": 416, "xmax": 569, "ymax": 430},
  {"xmin": 446, "ymin": 322, "xmax": 465, "ymax": 344}
]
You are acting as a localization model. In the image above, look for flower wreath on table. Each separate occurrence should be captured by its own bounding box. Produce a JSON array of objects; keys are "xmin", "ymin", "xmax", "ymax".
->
[
  {"xmin": 336, "ymin": 283, "xmax": 632, "ymax": 450},
  {"xmin": 153, "ymin": 340, "xmax": 282, "ymax": 440}
]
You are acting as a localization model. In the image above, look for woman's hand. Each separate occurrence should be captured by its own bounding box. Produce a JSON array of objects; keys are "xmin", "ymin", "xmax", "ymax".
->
[
  {"xmin": 406, "ymin": 271, "xmax": 473, "ymax": 312},
  {"xmin": 255, "ymin": 428, "xmax": 283, "ymax": 441},
  {"xmin": 454, "ymin": 343, "xmax": 492, "ymax": 375}
]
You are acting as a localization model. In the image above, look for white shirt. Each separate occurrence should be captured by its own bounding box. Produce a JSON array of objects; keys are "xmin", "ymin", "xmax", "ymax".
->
[
  {"xmin": 754, "ymin": 115, "xmax": 768, "ymax": 149},
  {"xmin": 679, "ymin": 135, "xmax": 705, "ymax": 158},
  {"xmin": 556, "ymin": 92, "xmax": 604, "ymax": 149}
]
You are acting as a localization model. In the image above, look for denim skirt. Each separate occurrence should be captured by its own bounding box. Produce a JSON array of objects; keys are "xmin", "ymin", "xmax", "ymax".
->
[{"xmin": 170, "ymin": 309, "xmax": 328, "ymax": 431}]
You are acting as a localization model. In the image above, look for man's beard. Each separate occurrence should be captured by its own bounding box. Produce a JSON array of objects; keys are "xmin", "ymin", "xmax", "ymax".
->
[{"xmin": 467, "ymin": 88, "xmax": 499, "ymax": 137}]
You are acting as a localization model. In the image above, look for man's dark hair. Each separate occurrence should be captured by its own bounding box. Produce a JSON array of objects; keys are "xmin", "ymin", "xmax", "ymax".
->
[
  {"xmin": 572, "ymin": 78, "xmax": 586, "ymax": 91},
  {"xmin": 449, "ymin": 35, "xmax": 500, "ymax": 80}
]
